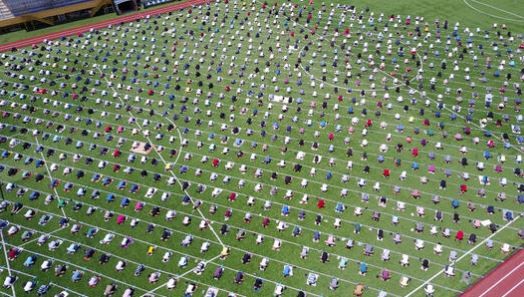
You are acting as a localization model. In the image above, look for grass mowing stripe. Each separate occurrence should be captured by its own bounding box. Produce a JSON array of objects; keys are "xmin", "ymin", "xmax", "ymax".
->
[
  {"xmin": 1, "ymin": 181, "xmax": 467, "ymax": 295},
  {"xmin": 4, "ymin": 115, "xmax": 517, "ymax": 238},
  {"xmin": 3, "ymin": 134, "xmax": 512, "ymax": 265},
  {"xmin": 1, "ymin": 241, "xmax": 168, "ymax": 297},
  {"xmin": 6, "ymin": 201, "xmax": 319, "ymax": 297},
  {"xmin": 8, "ymin": 219, "xmax": 245, "ymax": 297},
  {"xmin": 28, "ymin": 131, "xmax": 517, "ymax": 251},
  {"xmin": 1, "ymin": 1, "xmax": 522, "ymax": 295},
  {"xmin": 1, "ymin": 187, "xmax": 404, "ymax": 296},
  {"xmin": 0, "ymin": 137, "xmax": 501, "ymax": 268}
]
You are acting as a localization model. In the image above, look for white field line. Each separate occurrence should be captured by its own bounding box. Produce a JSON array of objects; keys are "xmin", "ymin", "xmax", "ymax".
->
[
  {"xmin": 4, "ymin": 134, "xmax": 514, "ymax": 262},
  {"xmin": 7, "ymin": 107, "xmax": 521, "ymax": 209},
  {"xmin": 258, "ymin": 0, "xmax": 523, "ymax": 155},
  {"xmin": 32, "ymin": 130, "xmax": 519, "ymax": 254},
  {"xmin": 6, "ymin": 102, "xmax": 521, "ymax": 198},
  {"xmin": 5, "ymin": 198, "xmax": 393, "ymax": 297},
  {"xmin": 138, "ymin": 254, "xmax": 222, "ymax": 297},
  {"xmin": 469, "ymin": 0, "xmax": 524, "ymax": 19},
  {"xmin": 12, "ymin": 52, "xmax": 521, "ymax": 149},
  {"xmin": 4, "ymin": 104, "xmax": 520, "ymax": 215},
  {"xmin": 373, "ymin": 54, "xmax": 524, "ymax": 157},
  {"xmin": 4, "ymin": 191, "xmax": 461, "ymax": 295},
  {"xmin": 463, "ymin": 0, "xmax": 524, "ymax": 22},
  {"xmin": 10, "ymin": 110, "xmax": 522, "ymax": 216},
  {"xmin": 12, "ymin": 217, "xmax": 233, "ymax": 297},
  {"xmin": 501, "ymin": 278, "xmax": 524, "ymax": 297},
  {"xmin": 3, "ymin": 87, "xmax": 514, "ymax": 171},
  {"xmin": 95, "ymin": 66, "xmax": 225, "ymax": 249},
  {"xmin": 278, "ymin": 0, "xmax": 523, "ymax": 156},
  {"xmin": 49, "ymin": 282, "xmax": 89, "ymax": 297},
  {"xmin": 479, "ymin": 261, "xmax": 524, "ymax": 297},
  {"xmin": 405, "ymin": 215, "xmax": 520, "ymax": 297},
  {"xmin": 34, "ymin": 137, "xmax": 68, "ymax": 218},
  {"xmin": 0, "ymin": 230, "xmax": 17, "ymax": 297},
  {"xmin": 1, "ymin": 53, "xmax": 516, "ymax": 161},
  {"xmin": 4, "ymin": 74, "xmax": 520, "ymax": 198},
  {"xmin": 9, "ymin": 210, "xmax": 313, "ymax": 297},
  {"xmin": 0, "ymin": 89, "xmax": 484, "ymax": 290},
  {"xmin": 0, "ymin": 12, "xmax": 510, "ymax": 77},
  {"xmin": 0, "ymin": 266, "xmax": 89, "ymax": 297},
  {"xmin": 6, "ymin": 124, "xmax": 520, "ymax": 238},
  {"xmin": 4, "ymin": 134, "xmax": 515, "ymax": 263},
  {"xmin": 5, "ymin": 175, "xmax": 487, "ymax": 285},
  {"xmin": 17, "ymin": 226, "xmax": 64, "ymax": 248},
  {"xmin": 3, "ymin": 135, "xmax": 505, "ymax": 268},
  {"xmin": 12, "ymin": 220, "xmax": 228, "ymax": 297},
  {"xmin": 0, "ymin": 0, "xmax": 516, "ymax": 290},
  {"xmin": 0, "ymin": 5, "xmax": 516, "ymax": 282},
  {"xmin": 1, "ymin": 241, "xmax": 167, "ymax": 297}
]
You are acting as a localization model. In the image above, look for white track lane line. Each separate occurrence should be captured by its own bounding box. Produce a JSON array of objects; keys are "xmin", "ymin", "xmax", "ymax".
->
[
  {"xmin": 501, "ymin": 278, "xmax": 524, "ymax": 297},
  {"xmin": 479, "ymin": 261, "xmax": 524, "ymax": 297}
]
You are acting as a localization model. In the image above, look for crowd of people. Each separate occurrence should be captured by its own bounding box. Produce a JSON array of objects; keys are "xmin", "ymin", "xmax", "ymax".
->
[{"xmin": 0, "ymin": 0, "xmax": 523, "ymax": 296}]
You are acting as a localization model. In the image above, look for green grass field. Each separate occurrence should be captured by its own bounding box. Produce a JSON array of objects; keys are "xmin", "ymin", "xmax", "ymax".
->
[{"xmin": 0, "ymin": 0, "xmax": 523, "ymax": 297}]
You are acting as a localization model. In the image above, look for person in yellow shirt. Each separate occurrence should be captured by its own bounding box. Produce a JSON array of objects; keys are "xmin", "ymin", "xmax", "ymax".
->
[
  {"xmin": 147, "ymin": 245, "xmax": 155, "ymax": 256},
  {"xmin": 220, "ymin": 246, "xmax": 230, "ymax": 259}
]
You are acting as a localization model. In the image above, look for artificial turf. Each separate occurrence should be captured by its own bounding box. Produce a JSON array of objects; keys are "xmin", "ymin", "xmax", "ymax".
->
[{"xmin": 0, "ymin": 0, "xmax": 523, "ymax": 297}]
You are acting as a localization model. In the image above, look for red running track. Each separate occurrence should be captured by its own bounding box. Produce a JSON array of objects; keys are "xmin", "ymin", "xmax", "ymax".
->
[
  {"xmin": 461, "ymin": 249, "xmax": 524, "ymax": 297},
  {"xmin": 0, "ymin": 0, "xmax": 209, "ymax": 52}
]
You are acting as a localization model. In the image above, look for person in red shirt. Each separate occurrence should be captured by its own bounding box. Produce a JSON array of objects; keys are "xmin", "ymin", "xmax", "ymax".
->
[
  {"xmin": 328, "ymin": 132, "xmax": 334, "ymax": 141},
  {"xmin": 460, "ymin": 184, "xmax": 468, "ymax": 194},
  {"xmin": 262, "ymin": 217, "xmax": 270, "ymax": 228},
  {"xmin": 455, "ymin": 230, "xmax": 464, "ymax": 241},
  {"xmin": 8, "ymin": 248, "xmax": 18, "ymax": 260},
  {"xmin": 229, "ymin": 192, "xmax": 237, "ymax": 202},
  {"xmin": 412, "ymin": 147, "xmax": 419, "ymax": 157},
  {"xmin": 383, "ymin": 169, "xmax": 390, "ymax": 178},
  {"xmin": 212, "ymin": 158, "xmax": 219, "ymax": 167},
  {"xmin": 317, "ymin": 199, "xmax": 325, "ymax": 209}
]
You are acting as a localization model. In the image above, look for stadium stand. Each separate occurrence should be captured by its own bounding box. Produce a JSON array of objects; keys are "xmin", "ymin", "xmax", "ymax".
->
[
  {"xmin": 142, "ymin": 0, "xmax": 175, "ymax": 8},
  {"xmin": 3, "ymin": 0, "xmax": 92, "ymax": 16},
  {"xmin": 0, "ymin": 0, "xmax": 114, "ymax": 29},
  {"xmin": 0, "ymin": 0, "xmax": 15, "ymax": 20}
]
